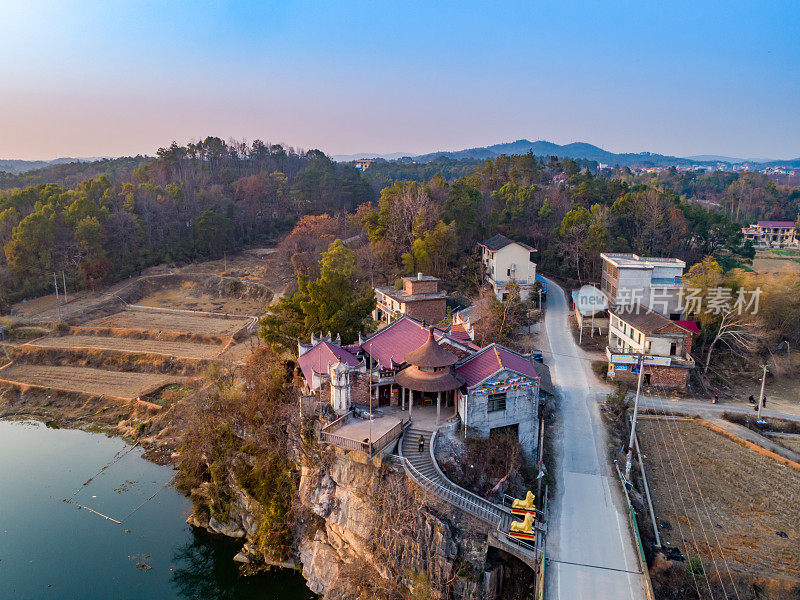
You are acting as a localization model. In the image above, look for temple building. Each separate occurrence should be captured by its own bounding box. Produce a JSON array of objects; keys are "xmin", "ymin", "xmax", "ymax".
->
[{"xmin": 298, "ymin": 315, "xmax": 542, "ymax": 454}]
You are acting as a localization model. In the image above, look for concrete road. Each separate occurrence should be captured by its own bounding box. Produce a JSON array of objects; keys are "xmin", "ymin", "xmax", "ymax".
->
[{"xmin": 542, "ymin": 278, "xmax": 647, "ymax": 600}]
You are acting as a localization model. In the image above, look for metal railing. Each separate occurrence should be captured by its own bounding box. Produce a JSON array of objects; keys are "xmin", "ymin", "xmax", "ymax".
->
[{"xmin": 392, "ymin": 454, "xmax": 504, "ymax": 525}]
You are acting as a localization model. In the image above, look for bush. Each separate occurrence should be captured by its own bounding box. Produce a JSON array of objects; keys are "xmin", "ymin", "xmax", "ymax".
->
[{"xmin": 591, "ymin": 360, "xmax": 608, "ymax": 380}]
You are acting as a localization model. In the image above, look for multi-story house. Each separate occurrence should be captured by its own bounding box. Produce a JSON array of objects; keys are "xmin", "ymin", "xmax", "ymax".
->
[
  {"xmin": 740, "ymin": 221, "xmax": 798, "ymax": 247},
  {"xmin": 478, "ymin": 234, "xmax": 537, "ymax": 301},
  {"xmin": 606, "ymin": 309, "xmax": 696, "ymax": 389},
  {"xmin": 600, "ymin": 253, "xmax": 685, "ymax": 319},
  {"xmin": 373, "ymin": 273, "xmax": 447, "ymax": 326}
]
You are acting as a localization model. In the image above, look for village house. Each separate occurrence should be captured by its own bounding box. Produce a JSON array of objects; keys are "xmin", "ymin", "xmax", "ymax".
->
[
  {"xmin": 740, "ymin": 220, "xmax": 798, "ymax": 247},
  {"xmin": 373, "ymin": 273, "xmax": 447, "ymax": 326},
  {"xmin": 599, "ymin": 253, "xmax": 686, "ymax": 319},
  {"xmin": 478, "ymin": 234, "xmax": 537, "ymax": 301},
  {"xmin": 298, "ymin": 315, "xmax": 542, "ymax": 454},
  {"xmin": 606, "ymin": 308, "xmax": 697, "ymax": 389}
]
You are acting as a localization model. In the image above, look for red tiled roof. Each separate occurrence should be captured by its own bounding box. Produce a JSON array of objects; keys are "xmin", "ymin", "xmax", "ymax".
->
[
  {"xmin": 448, "ymin": 323, "xmax": 471, "ymax": 343},
  {"xmin": 674, "ymin": 320, "xmax": 700, "ymax": 334},
  {"xmin": 456, "ymin": 344, "xmax": 539, "ymax": 388},
  {"xmin": 298, "ymin": 341, "xmax": 360, "ymax": 384},
  {"xmin": 360, "ymin": 316, "xmax": 463, "ymax": 368},
  {"xmin": 757, "ymin": 221, "xmax": 796, "ymax": 228}
]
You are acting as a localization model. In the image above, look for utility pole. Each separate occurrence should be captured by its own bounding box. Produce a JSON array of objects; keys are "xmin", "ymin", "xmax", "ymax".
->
[
  {"xmin": 223, "ymin": 251, "xmax": 227, "ymax": 273},
  {"xmin": 536, "ymin": 404, "xmax": 546, "ymax": 504},
  {"xmin": 53, "ymin": 272, "xmax": 62, "ymax": 322},
  {"xmin": 368, "ymin": 355, "xmax": 373, "ymax": 454},
  {"xmin": 61, "ymin": 271, "xmax": 67, "ymax": 306},
  {"xmin": 625, "ymin": 354, "xmax": 645, "ymax": 481},
  {"xmin": 757, "ymin": 364, "xmax": 768, "ymax": 420}
]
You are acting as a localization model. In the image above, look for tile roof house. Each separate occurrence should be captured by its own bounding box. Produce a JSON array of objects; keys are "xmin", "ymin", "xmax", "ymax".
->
[
  {"xmin": 478, "ymin": 234, "xmax": 538, "ymax": 302},
  {"xmin": 606, "ymin": 307, "xmax": 695, "ymax": 389},
  {"xmin": 740, "ymin": 220, "xmax": 798, "ymax": 247}
]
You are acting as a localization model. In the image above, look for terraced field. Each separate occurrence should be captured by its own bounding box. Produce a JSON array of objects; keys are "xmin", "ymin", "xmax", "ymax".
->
[
  {"xmin": 0, "ymin": 364, "xmax": 180, "ymax": 400},
  {"xmin": 29, "ymin": 335, "xmax": 222, "ymax": 359},
  {"xmin": 88, "ymin": 309, "xmax": 251, "ymax": 338},
  {"xmin": 638, "ymin": 420, "xmax": 800, "ymax": 581}
]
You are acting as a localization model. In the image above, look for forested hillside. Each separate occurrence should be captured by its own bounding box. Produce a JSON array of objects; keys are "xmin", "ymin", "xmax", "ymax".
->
[
  {"xmin": 1, "ymin": 138, "xmax": 797, "ymax": 313},
  {"xmin": 352, "ymin": 155, "xmax": 756, "ymax": 288},
  {"xmin": 0, "ymin": 137, "xmax": 372, "ymax": 306}
]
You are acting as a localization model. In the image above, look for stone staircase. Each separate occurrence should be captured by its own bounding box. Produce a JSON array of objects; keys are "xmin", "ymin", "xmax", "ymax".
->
[
  {"xmin": 397, "ymin": 425, "xmax": 542, "ymax": 567},
  {"xmin": 400, "ymin": 427, "xmax": 439, "ymax": 481}
]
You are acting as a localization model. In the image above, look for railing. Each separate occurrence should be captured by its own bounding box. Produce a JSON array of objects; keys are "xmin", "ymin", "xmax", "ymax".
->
[
  {"xmin": 369, "ymin": 418, "xmax": 410, "ymax": 457},
  {"xmin": 392, "ymin": 454, "xmax": 504, "ymax": 525},
  {"xmin": 320, "ymin": 411, "xmax": 409, "ymax": 458}
]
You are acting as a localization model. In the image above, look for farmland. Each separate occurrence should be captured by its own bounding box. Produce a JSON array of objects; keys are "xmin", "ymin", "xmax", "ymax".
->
[
  {"xmin": 87, "ymin": 309, "xmax": 251, "ymax": 338},
  {"xmin": 29, "ymin": 335, "xmax": 224, "ymax": 360},
  {"xmin": 638, "ymin": 419, "xmax": 800, "ymax": 583},
  {"xmin": 0, "ymin": 364, "xmax": 180, "ymax": 400}
]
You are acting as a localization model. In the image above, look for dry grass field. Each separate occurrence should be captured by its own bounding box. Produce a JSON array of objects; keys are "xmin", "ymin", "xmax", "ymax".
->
[
  {"xmin": 133, "ymin": 278, "xmax": 268, "ymax": 314},
  {"xmin": 88, "ymin": 309, "xmax": 251, "ymax": 338},
  {"xmin": 751, "ymin": 250, "xmax": 800, "ymax": 275},
  {"xmin": 774, "ymin": 436, "xmax": 800, "ymax": 455},
  {"xmin": 638, "ymin": 419, "xmax": 800, "ymax": 582},
  {"xmin": 29, "ymin": 335, "xmax": 223, "ymax": 360},
  {"xmin": 0, "ymin": 363, "xmax": 180, "ymax": 399}
]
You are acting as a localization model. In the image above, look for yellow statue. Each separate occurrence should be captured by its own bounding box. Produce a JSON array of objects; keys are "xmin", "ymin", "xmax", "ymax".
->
[
  {"xmin": 509, "ymin": 513, "xmax": 536, "ymax": 540},
  {"xmin": 511, "ymin": 490, "xmax": 535, "ymax": 515}
]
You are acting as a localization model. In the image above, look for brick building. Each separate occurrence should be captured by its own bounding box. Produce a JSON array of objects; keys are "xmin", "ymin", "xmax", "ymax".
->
[
  {"xmin": 606, "ymin": 308, "xmax": 696, "ymax": 389},
  {"xmin": 373, "ymin": 273, "xmax": 447, "ymax": 325}
]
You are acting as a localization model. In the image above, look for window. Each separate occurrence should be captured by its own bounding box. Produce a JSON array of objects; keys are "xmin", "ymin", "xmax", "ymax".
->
[{"xmin": 488, "ymin": 392, "xmax": 507, "ymax": 412}]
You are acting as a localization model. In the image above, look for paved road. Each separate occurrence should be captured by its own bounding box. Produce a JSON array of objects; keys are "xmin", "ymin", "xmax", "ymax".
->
[{"xmin": 542, "ymin": 279, "xmax": 647, "ymax": 600}]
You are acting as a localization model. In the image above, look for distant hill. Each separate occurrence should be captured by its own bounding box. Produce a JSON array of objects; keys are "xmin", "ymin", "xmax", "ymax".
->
[
  {"xmin": 0, "ymin": 156, "xmax": 151, "ymax": 190},
  {"xmin": 409, "ymin": 139, "xmax": 706, "ymax": 167},
  {"xmin": 336, "ymin": 139, "xmax": 800, "ymax": 169},
  {"xmin": 0, "ymin": 157, "xmax": 110, "ymax": 175}
]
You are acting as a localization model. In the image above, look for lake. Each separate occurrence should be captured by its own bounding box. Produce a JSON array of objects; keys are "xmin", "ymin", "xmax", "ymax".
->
[{"xmin": 0, "ymin": 420, "xmax": 314, "ymax": 600}]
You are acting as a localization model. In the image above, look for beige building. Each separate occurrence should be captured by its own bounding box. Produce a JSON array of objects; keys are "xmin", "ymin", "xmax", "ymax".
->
[
  {"xmin": 741, "ymin": 221, "xmax": 798, "ymax": 247},
  {"xmin": 478, "ymin": 234, "xmax": 537, "ymax": 301},
  {"xmin": 373, "ymin": 273, "xmax": 447, "ymax": 326}
]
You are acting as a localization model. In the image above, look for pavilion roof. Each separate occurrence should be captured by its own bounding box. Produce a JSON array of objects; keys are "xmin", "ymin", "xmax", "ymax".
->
[
  {"xmin": 403, "ymin": 326, "xmax": 458, "ymax": 368},
  {"xmin": 394, "ymin": 365, "xmax": 464, "ymax": 393}
]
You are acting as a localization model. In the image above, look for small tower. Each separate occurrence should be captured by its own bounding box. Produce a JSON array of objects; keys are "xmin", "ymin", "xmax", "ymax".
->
[{"xmin": 329, "ymin": 360, "xmax": 352, "ymax": 415}]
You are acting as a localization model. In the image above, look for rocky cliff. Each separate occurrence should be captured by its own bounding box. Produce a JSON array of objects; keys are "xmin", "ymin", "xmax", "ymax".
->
[{"xmin": 189, "ymin": 440, "xmax": 505, "ymax": 599}]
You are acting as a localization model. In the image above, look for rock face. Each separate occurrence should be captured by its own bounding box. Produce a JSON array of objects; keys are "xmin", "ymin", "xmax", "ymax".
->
[
  {"xmin": 295, "ymin": 449, "xmax": 491, "ymax": 599},
  {"xmin": 187, "ymin": 444, "xmax": 505, "ymax": 599}
]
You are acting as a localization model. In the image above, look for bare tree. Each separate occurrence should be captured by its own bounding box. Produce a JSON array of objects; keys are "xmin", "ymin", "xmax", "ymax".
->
[{"xmin": 703, "ymin": 310, "xmax": 760, "ymax": 374}]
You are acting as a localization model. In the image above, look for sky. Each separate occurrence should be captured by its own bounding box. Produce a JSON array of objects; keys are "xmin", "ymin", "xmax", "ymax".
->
[{"xmin": 1, "ymin": 1, "xmax": 798, "ymax": 160}]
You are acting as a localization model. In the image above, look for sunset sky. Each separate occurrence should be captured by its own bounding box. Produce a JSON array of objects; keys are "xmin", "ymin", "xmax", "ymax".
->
[{"xmin": 2, "ymin": 0, "xmax": 798, "ymax": 160}]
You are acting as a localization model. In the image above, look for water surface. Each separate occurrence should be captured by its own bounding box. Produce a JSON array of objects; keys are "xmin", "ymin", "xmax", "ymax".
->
[{"xmin": 0, "ymin": 420, "xmax": 314, "ymax": 599}]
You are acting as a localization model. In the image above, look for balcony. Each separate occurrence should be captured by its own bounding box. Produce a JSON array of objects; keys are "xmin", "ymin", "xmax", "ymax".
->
[{"xmin": 606, "ymin": 346, "xmax": 694, "ymax": 368}]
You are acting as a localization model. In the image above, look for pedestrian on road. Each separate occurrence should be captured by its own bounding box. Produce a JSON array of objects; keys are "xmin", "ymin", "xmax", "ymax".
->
[
  {"xmin": 748, "ymin": 395, "xmax": 755, "ymax": 404},
  {"xmin": 712, "ymin": 392, "xmax": 718, "ymax": 404},
  {"xmin": 762, "ymin": 396, "xmax": 767, "ymax": 408},
  {"xmin": 418, "ymin": 435, "xmax": 425, "ymax": 453}
]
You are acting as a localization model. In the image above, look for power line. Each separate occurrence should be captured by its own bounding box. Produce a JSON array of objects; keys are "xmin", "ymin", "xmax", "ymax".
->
[{"xmin": 649, "ymin": 381, "xmax": 743, "ymax": 600}]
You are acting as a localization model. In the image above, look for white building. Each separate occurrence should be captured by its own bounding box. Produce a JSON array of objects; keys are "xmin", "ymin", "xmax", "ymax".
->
[
  {"xmin": 478, "ymin": 234, "xmax": 537, "ymax": 301},
  {"xmin": 600, "ymin": 253, "xmax": 685, "ymax": 319}
]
